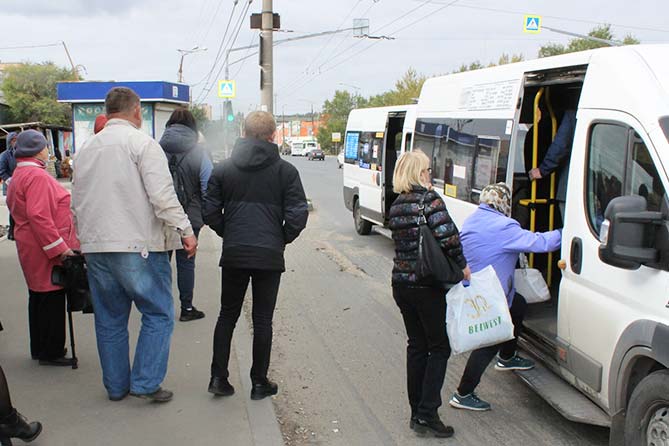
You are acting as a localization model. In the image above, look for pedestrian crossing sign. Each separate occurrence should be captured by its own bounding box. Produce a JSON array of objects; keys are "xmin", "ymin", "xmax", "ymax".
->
[
  {"xmin": 218, "ymin": 80, "xmax": 236, "ymax": 98},
  {"xmin": 523, "ymin": 15, "xmax": 542, "ymax": 34}
]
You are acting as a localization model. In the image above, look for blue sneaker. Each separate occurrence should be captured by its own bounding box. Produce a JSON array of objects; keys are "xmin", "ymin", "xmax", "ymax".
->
[
  {"xmin": 494, "ymin": 354, "xmax": 535, "ymax": 371},
  {"xmin": 449, "ymin": 392, "xmax": 491, "ymax": 411}
]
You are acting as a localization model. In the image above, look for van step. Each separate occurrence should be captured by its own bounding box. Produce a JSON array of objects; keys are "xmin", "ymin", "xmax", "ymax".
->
[
  {"xmin": 515, "ymin": 361, "xmax": 611, "ymax": 427},
  {"xmin": 372, "ymin": 226, "xmax": 393, "ymax": 239}
]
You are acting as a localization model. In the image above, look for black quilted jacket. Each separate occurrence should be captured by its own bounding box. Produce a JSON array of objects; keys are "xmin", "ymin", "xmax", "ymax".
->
[{"xmin": 389, "ymin": 187, "xmax": 466, "ymax": 287}]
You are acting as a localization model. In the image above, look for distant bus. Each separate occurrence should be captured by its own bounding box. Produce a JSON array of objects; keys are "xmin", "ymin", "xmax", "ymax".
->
[
  {"xmin": 342, "ymin": 104, "xmax": 416, "ymax": 235},
  {"xmin": 291, "ymin": 140, "xmax": 318, "ymax": 156}
]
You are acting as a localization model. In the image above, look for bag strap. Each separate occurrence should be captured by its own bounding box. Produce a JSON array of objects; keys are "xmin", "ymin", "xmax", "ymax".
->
[{"xmin": 417, "ymin": 191, "xmax": 429, "ymax": 225}]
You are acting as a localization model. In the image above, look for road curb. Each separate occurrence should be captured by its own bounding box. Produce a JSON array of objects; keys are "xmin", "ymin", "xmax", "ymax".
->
[{"xmin": 234, "ymin": 306, "xmax": 285, "ymax": 446}]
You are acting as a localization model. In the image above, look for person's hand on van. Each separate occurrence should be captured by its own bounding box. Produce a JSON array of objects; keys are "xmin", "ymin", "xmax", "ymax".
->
[{"xmin": 529, "ymin": 167, "xmax": 542, "ymax": 180}]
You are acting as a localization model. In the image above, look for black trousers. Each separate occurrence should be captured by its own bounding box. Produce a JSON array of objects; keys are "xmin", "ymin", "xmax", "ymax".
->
[
  {"xmin": 211, "ymin": 268, "xmax": 282, "ymax": 383},
  {"xmin": 457, "ymin": 294, "xmax": 528, "ymax": 396},
  {"xmin": 393, "ymin": 286, "xmax": 451, "ymax": 421},
  {"xmin": 28, "ymin": 290, "xmax": 66, "ymax": 361},
  {"xmin": 0, "ymin": 365, "xmax": 12, "ymax": 418}
]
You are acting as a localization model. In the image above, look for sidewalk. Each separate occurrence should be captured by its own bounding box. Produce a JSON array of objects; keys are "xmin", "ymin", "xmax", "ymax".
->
[{"xmin": 0, "ymin": 227, "xmax": 283, "ymax": 446}]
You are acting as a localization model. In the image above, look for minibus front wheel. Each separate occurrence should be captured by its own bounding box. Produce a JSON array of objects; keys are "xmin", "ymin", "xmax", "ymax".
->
[
  {"xmin": 624, "ymin": 369, "xmax": 669, "ymax": 446},
  {"xmin": 353, "ymin": 199, "xmax": 372, "ymax": 235}
]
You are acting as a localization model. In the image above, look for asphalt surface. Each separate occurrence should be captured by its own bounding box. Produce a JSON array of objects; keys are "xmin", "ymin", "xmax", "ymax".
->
[{"xmin": 270, "ymin": 155, "xmax": 610, "ymax": 445}]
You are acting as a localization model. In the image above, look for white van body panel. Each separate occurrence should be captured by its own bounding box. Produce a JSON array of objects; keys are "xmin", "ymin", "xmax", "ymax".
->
[
  {"xmin": 343, "ymin": 105, "xmax": 417, "ymax": 224},
  {"xmin": 414, "ymin": 44, "xmax": 669, "ymax": 415}
]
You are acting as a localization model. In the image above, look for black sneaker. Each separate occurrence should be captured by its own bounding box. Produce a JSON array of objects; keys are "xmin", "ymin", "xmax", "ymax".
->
[
  {"xmin": 411, "ymin": 418, "xmax": 455, "ymax": 438},
  {"xmin": 130, "ymin": 387, "xmax": 173, "ymax": 403},
  {"xmin": 179, "ymin": 307, "xmax": 205, "ymax": 322},
  {"xmin": 208, "ymin": 377, "xmax": 235, "ymax": 396},
  {"xmin": 250, "ymin": 380, "xmax": 278, "ymax": 400}
]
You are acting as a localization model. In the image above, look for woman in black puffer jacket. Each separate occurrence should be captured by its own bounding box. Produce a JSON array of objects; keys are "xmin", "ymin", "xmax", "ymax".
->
[{"xmin": 388, "ymin": 150, "xmax": 470, "ymax": 438}]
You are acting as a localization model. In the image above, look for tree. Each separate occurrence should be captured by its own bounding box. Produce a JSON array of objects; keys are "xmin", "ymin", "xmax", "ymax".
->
[
  {"xmin": 538, "ymin": 24, "xmax": 640, "ymax": 58},
  {"xmin": 455, "ymin": 53, "xmax": 524, "ymax": 73},
  {"xmin": 1, "ymin": 62, "xmax": 76, "ymax": 126},
  {"xmin": 316, "ymin": 90, "xmax": 366, "ymax": 153},
  {"xmin": 190, "ymin": 105, "xmax": 209, "ymax": 128}
]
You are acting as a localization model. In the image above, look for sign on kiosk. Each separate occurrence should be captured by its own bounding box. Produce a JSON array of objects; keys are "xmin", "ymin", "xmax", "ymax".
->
[{"xmin": 218, "ymin": 80, "xmax": 236, "ymax": 98}]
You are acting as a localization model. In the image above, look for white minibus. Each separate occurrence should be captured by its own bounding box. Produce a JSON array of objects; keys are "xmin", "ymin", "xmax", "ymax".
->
[
  {"xmin": 342, "ymin": 105, "xmax": 416, "ymax": 234},
  {"xmin": 406, "ymin": 44, "xmax": 669, "ymax": 446},
  {"xmin": 290, "ymin": 141, "xmax": 308, "ymax": 156}
]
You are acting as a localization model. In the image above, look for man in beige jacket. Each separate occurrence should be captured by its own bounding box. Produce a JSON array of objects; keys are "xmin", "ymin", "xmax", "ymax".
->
[{"xmin": 71, "ymin": 87, "xmax": 197, "ymax": 403}]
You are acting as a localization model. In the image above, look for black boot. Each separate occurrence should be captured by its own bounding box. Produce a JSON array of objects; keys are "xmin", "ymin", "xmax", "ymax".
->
[
  {"xmin": 250, "ymin": 380, "xmax": 278, "ymax": 400},
  {"xmin": 0, "ymin": 409, "xmax": 42, "ymax": 445}
]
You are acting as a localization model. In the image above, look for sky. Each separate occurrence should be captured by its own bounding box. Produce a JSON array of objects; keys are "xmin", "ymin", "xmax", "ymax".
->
[{"xmin": 2, "ymin": 0, "xmax": 668, "ymax": 119}]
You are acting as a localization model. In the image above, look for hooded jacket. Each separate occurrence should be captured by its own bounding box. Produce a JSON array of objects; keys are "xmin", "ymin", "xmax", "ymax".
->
[
  {"xmin": 203, "ymin": 137, "xmax": 308, "ymax": 271},
  {"xmin": 0, "ymin": 131, "xmax": 18, "ymax": 181},
  {"xmin": 159, "ymin": 124, "xmax": 213, "ymax": 229}
]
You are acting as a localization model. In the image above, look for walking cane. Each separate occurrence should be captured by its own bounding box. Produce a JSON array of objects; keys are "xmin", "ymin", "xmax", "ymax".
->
[{"xmin": 66, "ymin": 301, "xmax": 78, "ymax": 370}]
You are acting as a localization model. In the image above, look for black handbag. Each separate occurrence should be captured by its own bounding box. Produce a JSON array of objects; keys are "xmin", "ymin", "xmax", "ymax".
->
[
  {"xmin": 51, "ymin": 253, "xmax": 94, "ymax": 313},
  {"xmin": 416, "ymin": 192, "xmax": 464, "ymax": 285}
]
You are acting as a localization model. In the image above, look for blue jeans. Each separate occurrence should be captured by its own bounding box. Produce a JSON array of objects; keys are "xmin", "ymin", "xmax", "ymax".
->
[
  {"xmin": 174, "ymin": 227, "xmax": 200, "ymax": 310},
  {"xmin": 85, "ymin": 252, "xmax": 174, "ymax": 398}
]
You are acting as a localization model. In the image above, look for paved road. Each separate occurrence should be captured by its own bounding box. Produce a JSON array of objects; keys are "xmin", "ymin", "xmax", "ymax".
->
[{"xmin": 270, "ymin": 155, "xmax": 610, "ymax": 445}]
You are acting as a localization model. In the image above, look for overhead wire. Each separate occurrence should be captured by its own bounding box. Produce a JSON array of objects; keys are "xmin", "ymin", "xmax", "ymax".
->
[
  {"xmin": 0, "ymin": 43, "xmax": 62, "ymax": 51},
  {"xmin": 192, "ymin": 0, "xmax": 241, "ymax": 92},
  {"xmin": 413, "ymin": 0, "xmax": 669, "ymax": 34},
  {"xmin": 282, "ymin": 0, "xmax": 449, "ymax": 98},
  {"xmin": 195, "ymin": 0, "xmax": 252, "ymax": 104},
  {"xmin": 279, "ymin": 0, "xmax": 383, "ymax": 97}
]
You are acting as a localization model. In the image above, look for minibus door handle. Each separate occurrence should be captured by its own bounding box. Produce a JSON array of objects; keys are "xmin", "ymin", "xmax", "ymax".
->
[{"xmin": 570, "ymin": 237, "xmax": 583, "ymax": 274}]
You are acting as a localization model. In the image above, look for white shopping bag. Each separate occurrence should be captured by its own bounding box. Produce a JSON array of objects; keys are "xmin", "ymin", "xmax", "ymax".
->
[
  {"xmin": 514, "ymin": 254, "xmax": 550, "ymax": 304},
  {"xmin": 446, "ymin": 265, "xmax": 514, "ymax": 355}
]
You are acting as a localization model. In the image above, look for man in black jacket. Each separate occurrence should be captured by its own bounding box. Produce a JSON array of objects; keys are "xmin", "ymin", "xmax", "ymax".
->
[{"xmin": 204, "ymin": 111, "xmax": 308, "ymax": 399}]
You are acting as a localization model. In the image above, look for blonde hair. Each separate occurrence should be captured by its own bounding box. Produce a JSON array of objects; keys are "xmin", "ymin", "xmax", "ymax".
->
[
  {"xmin": 244, "ymin": 111, "xmax": 276, "ymax": 140},
  {"xmin": 393, "ymin": 150, "xmax": 430, "ymax": 194}
]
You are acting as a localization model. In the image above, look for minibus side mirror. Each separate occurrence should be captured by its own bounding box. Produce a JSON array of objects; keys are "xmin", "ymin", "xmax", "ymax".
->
[{"xmin": 598, "ymin": 196, "xmax": 664, "ymax": 270}]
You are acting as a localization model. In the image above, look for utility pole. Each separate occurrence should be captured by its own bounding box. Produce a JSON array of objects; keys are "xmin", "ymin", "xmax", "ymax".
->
[
  {"xmin": 260, "ymin": 0, "xmax": 274, "ymax": 113},
  {"xmin": 61, "ymin": 41, "xmax": 79, "ymax": 81}
]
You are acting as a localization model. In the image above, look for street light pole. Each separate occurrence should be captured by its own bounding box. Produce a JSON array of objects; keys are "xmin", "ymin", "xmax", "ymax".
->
[{"xmin": 177, "ymin": 46, "xmax": 207, "ymax": 83}]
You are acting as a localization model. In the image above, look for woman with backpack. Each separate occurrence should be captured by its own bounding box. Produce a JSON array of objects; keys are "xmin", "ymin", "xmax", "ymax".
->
[{"xmin": 159, "ymin": 109, "xmax": 213, "ymax": 322}]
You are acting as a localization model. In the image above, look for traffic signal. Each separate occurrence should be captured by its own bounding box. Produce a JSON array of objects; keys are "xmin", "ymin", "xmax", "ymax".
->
[{"xmin": 225, "ymin": 101, "xmax": 234, "ymax": 122}]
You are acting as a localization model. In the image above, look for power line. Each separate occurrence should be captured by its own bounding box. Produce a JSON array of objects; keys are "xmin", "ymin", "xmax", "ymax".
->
[
  {"xmin": 281, "ymin": 0, "xmax": 443, "ymax": 98},
  {"xmin": 282, "ymin": 0, "xmax": 460, "ymax": 99},
  {"xmin": 0, "ymin": 43, "xmax": 62, "ymax": 51},
  {"xmin": 196, "ymin": 0, "xmax": 252, "ymax": 104},
  {"xmin": 414, "ymin": 0, "xmax": 669, "ymax": 34},
  {"xmin": 232, "ymin": 34, "xmax": 257, "ymax": 79},
  {"xmin": 193, "ymin": 0, "xmax": 247, "ymax": 101}
]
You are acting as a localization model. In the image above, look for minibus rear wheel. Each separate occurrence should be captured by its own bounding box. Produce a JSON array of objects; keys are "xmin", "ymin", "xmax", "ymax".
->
[
  {"xmin": 624, "ymin": 369, "xmax": 669, "ymax": 446},
  {"xmin": 353, "ymin": 199, "xmax": 372, "ymax": 235}
]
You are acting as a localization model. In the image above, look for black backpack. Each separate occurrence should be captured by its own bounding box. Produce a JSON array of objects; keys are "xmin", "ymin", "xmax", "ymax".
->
[{"xmin": 168, "ymin": 153, "xmax": 194, "ymax": 209}]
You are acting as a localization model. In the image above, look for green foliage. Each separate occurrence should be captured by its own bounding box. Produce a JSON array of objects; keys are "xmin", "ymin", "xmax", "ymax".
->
[
  {"xmin": 455, "ymin": 53, "xmax": 524, "ymax": 73},
  {"xmin": 538, "ymin": 24, "xmax": 640, "ymax": 58},
  {"xmin": 190, "ymin": 105, "xmax": 209, "ymax": 127},
  {"xmin": 317, "ymin": 90, "xmax": 367, "ymax": 153},
  {"xmin": 1, "ymin": 62, "xmax": 76, "ymax": 126}
]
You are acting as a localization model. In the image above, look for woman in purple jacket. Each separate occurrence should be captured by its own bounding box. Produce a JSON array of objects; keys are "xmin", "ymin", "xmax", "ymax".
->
[{"xmin": 449, "ymin": 182, "xmax": 561, "ymax": 411}]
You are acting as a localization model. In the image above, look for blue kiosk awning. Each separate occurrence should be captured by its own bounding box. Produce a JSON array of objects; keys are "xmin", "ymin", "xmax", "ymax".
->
[{"xmin": 57, "ymin": 81, "xmax": 190, "ymax": 104}]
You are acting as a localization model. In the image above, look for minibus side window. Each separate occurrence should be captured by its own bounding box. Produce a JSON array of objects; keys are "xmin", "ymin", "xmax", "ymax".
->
[
  {"xmin": 629, "ymin": 133, "xmax": 668, "ymax": 214},
  {"xmin": 344, "ymin": 131, "xmax": 359, "ymax": 164},
  {"xmin": 357, "ymin": 132, "xmax": 373, "ymax": 169},
  {"xmin": 586, "ymin": 123, "xmax": 628, "ymax": 234}
]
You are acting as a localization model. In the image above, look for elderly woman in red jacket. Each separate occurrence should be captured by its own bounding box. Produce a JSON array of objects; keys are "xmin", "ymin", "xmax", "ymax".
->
[{"xmin": 7, "ymin": 130, "xmax": 79, "ymax": 366}]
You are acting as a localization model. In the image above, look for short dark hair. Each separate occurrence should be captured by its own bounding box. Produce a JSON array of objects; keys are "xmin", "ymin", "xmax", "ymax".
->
[
  {"xmin": 105, "ymin": 87, "xmax": 140, "ymax": 115},
  {"xmin": 166, "ymin": 108, "xmax": 198, "ymax": 132}
]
